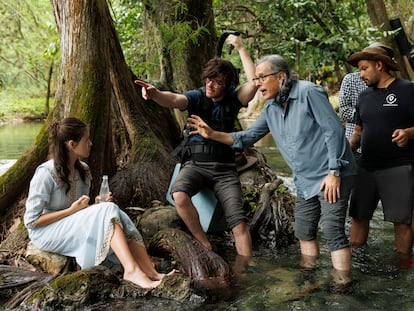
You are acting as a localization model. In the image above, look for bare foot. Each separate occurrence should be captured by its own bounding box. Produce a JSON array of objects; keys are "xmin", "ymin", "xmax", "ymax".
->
[
  {"xmin": 152, "ymin": 268, "xmax": 179, "ymax": 281},
  {"xmin": 124, "ymin": 270, "xmax": 162, "ymax": 289}
]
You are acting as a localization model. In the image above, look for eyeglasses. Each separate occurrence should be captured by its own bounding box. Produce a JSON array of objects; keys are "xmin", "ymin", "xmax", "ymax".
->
[
  {"xmin": 205, "ymin": 77, "xmax": 225, "ymax": 88},
  {"xmin": 252, "ymin": 71, "xmax": 280, "ymax": 83}
]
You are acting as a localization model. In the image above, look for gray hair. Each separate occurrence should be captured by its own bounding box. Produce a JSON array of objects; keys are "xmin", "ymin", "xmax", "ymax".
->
[{"xmin": 257, "ymin": 55, "xmax": 296, "ymax": 100}]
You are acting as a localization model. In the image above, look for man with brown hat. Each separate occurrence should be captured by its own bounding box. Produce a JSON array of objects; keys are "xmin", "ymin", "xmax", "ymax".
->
[{"xmin": 347, "ymin": 43, "xmax": 414, "ymax": 258}]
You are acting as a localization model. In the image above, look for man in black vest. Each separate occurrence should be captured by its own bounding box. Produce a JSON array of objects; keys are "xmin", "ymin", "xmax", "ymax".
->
[{"xmin": 135, "ymin": 35, "xmax": 257, "ymax": 258}]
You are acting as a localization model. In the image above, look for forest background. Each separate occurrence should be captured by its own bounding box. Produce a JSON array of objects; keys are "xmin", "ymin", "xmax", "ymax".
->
[
  {"xmin": 0, "ymin": 0, "xmax": 413, "ymax": 239},
  {"xmin": 1, "ymin": 0, "xmax": 413, "ymax": 122}
]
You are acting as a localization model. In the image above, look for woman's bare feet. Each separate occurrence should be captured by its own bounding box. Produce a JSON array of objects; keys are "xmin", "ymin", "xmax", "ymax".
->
[
  {"xmin": 151, "ymin": 268, "xmax": 179, "ymax": 281},
  {"xmin": 124, "ymin": 269, "xmax": 162, "ymax": 289}
]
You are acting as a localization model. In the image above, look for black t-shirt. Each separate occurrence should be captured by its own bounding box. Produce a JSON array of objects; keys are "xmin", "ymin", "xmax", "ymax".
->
[
  {"xmin": 355, "ymin": 78, "xmax": 414, "ymax": 170},
  {"xmin": 183, "ymin": 88, "xmax": 242, "ymax": 143}
]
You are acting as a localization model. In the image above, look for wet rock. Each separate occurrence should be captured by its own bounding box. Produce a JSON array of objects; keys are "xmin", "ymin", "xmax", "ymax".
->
[
  {"xmin": 25, "ymin": 242, "xmax": 68, "ymax": 275},
  {"xmin": 138, "ymin": 205, "xmax": 184, "ymax": 239}
]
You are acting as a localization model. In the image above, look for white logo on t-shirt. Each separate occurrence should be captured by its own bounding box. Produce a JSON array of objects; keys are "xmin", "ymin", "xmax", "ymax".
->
[{"xmin": 383, "ymin": 93, "xmax": 398, "ymax": 107}]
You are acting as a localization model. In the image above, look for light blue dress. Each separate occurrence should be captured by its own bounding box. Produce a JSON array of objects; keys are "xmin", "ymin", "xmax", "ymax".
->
[{"xmin": 24, "ymin": 159, "xmax": 144, "ymax": 269}]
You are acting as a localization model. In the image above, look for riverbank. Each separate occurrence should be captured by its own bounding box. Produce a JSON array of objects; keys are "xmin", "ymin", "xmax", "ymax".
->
[{"xmin": 0, "ymin": 90, "xmax": 48, "ymax": 125}]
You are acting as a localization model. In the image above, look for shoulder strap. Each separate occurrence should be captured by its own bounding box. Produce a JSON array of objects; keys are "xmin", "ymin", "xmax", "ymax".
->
[
  {"xmin": 197, "ymin": 88, "xmax": 213, "ymax": 124},
  {"xmin": 198, "ymin": 88, "xmax": 239, "ymax": 132}
]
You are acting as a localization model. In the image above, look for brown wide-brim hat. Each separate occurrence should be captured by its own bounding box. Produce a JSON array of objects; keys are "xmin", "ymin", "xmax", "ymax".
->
[
  {"xmin": 347, "ymin": 46, "xmax": 399, "ymax": 71},
  {"xmin": 235, "ymin": 152, "xmax": 258, "ymax": 173}
]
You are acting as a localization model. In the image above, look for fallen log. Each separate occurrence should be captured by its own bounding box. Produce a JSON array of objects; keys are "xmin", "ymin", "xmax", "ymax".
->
[
  {"xmin": 249, "ymin": 178, "xmax": 283, "ymax": 233},
  {"xmin": 0, "ymin": 264, "xmax": 51, "ymax": 290},
  {"xmin": 148, "ymin": 228, "xmax": 232, "ymax": 299}
]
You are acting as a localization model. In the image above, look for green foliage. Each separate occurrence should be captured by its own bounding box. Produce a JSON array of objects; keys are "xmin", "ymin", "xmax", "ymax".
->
[
  {"xmin": 0, "ymin": 90, "xmax": 48, "ymax": 121},
  {"xmin": 213, "ymin": 0, "xmax": 378, "ymax": 79},
  {"xmin": 2, "ymin": 0, "xmax": 413, "ymax": 121},
  {"xmin": 0, "ymin": 0, "xmax": 59, "ymax": 93},
  {"xmin": 275, "ymin": 183, "xmax": 290, "ymax": 196},
  {"xmin": 110, "ymin": 0, "xmax": 146, "ymax": 75},
  {"xmin": 112, "ymin": 0, "xmax": 209, "ymax": 78}
]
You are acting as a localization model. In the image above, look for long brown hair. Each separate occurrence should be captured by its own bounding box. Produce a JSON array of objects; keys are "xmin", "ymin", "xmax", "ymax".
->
[{"xmin": 48, "ymin": 117, "xmax": 88, "ymax": 193}]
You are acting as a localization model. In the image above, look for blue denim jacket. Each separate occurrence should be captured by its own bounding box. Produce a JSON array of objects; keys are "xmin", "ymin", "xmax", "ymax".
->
[{"xmin": 231, "ymin": 80, "xmax": 356, "ymax": 199}]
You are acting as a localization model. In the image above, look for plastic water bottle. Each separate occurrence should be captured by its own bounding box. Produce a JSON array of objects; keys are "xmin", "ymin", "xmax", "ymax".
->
[{"xmin": 99, "ymin": 175, "xmax": 110, "ymax": 202}]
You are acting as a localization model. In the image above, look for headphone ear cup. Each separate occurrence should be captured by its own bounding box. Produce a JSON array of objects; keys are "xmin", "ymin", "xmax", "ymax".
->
[{"xmin": 229, "ymin": 81, "xmax": 236, "ymax": 91}]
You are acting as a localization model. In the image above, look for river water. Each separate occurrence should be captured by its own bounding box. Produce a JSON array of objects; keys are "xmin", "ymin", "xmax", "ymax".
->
[
  {"xmin": 1, "ymin": 122, "xmax": 414, "ymax": 310},
  {"xmin": 0, "ymin": 121, "xmax": 43, "ymax": 175}
]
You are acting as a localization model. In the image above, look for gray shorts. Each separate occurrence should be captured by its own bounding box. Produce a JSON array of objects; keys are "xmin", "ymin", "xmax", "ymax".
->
[
  {"xmin": 349, "ymin": 164, "xmax": 414, "ymax": 224},
  {"xmin": 171, "ymin": 161, "xmax": 247, "ymax": 229},
  {"xmin": 294, "ymin": 176, "xmax": 354, "ymax": 252}
]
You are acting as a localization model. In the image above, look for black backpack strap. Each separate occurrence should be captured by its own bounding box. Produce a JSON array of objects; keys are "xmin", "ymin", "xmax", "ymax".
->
[
  {"xmin": 170, "ymin": 88, "xmax": 238, "ymax": 159},
  {"xmin": 170, "ymin": 89, "xmax": 211, "ymax": 158},
  {"xmin": 170, "ymin": 135, "xmax": 188, "ymax": 158}
]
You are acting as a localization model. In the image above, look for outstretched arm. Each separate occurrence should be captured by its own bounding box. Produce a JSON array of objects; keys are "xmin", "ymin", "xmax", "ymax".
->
[
  {"xmin": 227, "ymin": 35, "xmax": 257, "ymax": 106},
  {"xmin": 187, "ymin": 115, "xmax": 234, "ymax": 145},
  {"xmin": 134, "ymin": 79, "xmax": 188, "ymax": 110}
]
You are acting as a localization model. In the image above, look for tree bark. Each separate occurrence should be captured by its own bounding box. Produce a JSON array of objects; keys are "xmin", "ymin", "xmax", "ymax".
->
[
  {"xmin": 0, "ymin": 0, "xmax": 218, "ymax": 238},
  {"xmin": 365, "ymin": 0, "xmax": 410, "ymax": 79},
  {"xmin": 142, "ymin": 0, "xmax": 216, "ymax": 91},
  {"xmin": 142, "ymin": 0, "xmax": 216, "ymax": 128}
]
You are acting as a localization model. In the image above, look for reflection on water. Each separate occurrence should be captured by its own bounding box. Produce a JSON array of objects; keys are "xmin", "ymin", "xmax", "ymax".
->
[
  {"xmin": 0, "ymin": 159, "xmax": 16, "ymax": 175},
  {"xmin": 1, "ymin": 121, "xmax": 414, "ymax": 310},
  {"xmin": 228, "ymin": 208, "xmax": 414, "ymax": 311},
  {"xmin": 0, "ymin": 121, "xmax": 43, "ymax": 175},
  {"xmin": 92, "ymin": 209, "xmax": 414, "ymax": 311},
  {"xmin": 88, "ymin": 210, "xmax": 414, "ymax": 311},
  {"xmin": 0, "ymin": 121, "xmax": 43, "ymax": 159}
]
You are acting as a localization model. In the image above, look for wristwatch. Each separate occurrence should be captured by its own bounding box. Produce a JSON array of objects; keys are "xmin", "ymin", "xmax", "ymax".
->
[{"xmin": 329, "ymin": 168, "xmax": 341, "ymax": 177}]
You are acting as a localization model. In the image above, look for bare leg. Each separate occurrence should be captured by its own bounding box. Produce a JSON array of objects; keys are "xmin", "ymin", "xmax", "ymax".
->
[
  {"xmin": 173, "ymin": 191, "xmax": 212, "ymax": 250},
  {"xmin": 110, "ymin": 223, "xmax": 161, "ymax": 289},
  {"xmin": 330, "ymin": 248, "xmax": 352, "ymax": 292},
  {"xmin": 299, "ymin": 239, "xmax": 319, "ymax": 269},
  {"xmin": 128, "ymin": 241, "xmax": 178, "ymax": 280},
  {"xmin": 331, "ymin": 247, "xmax": 351, "ymax": 271},
  {"xmin": 233, "ymin": 254, "xmax": 251, "ymax": 274},
  {"xmin": 394, "ymin": 223, "xmax": 413, "ymax": 254},
  {"xmin": 349, "ymin": 218, "xmax": 369, "ymax": 248},
  {"xmin": 232, "ymin": 254, "xmax": 252, "ymax": 286},
  {"xmin": 232, "ymin": 222, "xmax": 252, "ymax": 257},
  {"xmin": 299, "ymin": 240, "xmax": 319, "ymax": 269}
]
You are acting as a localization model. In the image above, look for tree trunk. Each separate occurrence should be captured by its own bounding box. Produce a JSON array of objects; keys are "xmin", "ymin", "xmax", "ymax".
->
[
  {"xmin": 0, "ymin": 0, "xmax": 217, "ymax": 239},
  {"xmin": 142, "ymin": 0, "xmax": 216, "ymax": 128},
  {"xmin": 365, "ymin": 0, "xmax": 410, "ymax": 79},
  {"xmin": 142, "ymin": 0, "xmax": 216, "ymax": 91},
  {"xmin": 45, "ymin": 61, "xmax": 53, "ymax": 116}
]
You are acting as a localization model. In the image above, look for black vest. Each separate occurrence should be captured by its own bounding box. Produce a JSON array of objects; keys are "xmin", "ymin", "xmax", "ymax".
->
[
  {"xmin": 179, "ymin": 88, "xmax": 241, "ymax": 163},
  {"xmin": 187, "ymin": 88, "xmax": 240, "ymax": 133}
]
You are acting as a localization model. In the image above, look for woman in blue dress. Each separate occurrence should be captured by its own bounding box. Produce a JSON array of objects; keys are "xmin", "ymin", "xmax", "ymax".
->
[{"xmin": 24, "ymin": 117, "xmax": 175, "ymax": 289}]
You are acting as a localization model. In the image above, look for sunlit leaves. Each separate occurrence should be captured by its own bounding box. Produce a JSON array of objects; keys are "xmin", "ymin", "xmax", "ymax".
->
[
  {"xmin": 213, "ymin": 0, "xmax": 374, "ymax": 79},
  {"xmin": 0, "ymin": 0, "xmax": 58, "ymax": 94}
]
